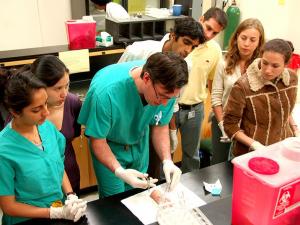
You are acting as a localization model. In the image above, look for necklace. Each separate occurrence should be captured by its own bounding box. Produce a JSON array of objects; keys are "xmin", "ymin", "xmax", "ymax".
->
[
  {"xmin": 30, "ymin": 128, "xmax": 42, "ymax": 145},
  {"xmin": 11, "ymin": 120, "xmax": 42, "ymax": 145}
]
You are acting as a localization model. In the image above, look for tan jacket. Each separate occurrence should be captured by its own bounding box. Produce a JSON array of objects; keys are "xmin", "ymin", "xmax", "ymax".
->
[{"xmin": 224, "ymin": 58, "xmax": 298, "ymax": 156}]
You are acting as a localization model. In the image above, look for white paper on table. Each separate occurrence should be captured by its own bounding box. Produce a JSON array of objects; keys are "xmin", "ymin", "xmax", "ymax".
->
[{"xmin": 121, "ymin": 183, "xmax": 206, "ymax": 225}]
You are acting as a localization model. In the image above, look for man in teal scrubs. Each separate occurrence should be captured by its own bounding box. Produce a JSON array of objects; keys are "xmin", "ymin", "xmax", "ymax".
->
[{"xmin": 78, "ymin": 52, "xmax": 188, "ymax": 197}]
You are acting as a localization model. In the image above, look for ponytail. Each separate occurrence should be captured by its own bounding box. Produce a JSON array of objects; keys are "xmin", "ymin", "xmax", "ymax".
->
[{"xmin": 0, "ymin": 68, "xmax": 14, "ymax": 104}]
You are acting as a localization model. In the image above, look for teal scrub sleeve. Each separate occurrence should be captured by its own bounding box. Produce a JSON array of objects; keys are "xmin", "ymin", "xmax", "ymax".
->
[
  {"xmin": 80, "ymin": 92, "xmax": 112, "ymax": 139},
  {"xmin": 150, "ymin": 98, "xmax": 175, "ymax": 126},
  {"xmin": 0, "ymin": 157, "xmax": 15, "ymax": 195}
]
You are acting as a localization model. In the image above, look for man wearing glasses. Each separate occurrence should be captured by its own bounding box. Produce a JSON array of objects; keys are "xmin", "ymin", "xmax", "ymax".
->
[
  {"xmin": 78, "ymin": 52, "xmax": 187, "ymax": 197},
  {"xmin": 118, "ymin": 16, "xmax": 205, "ymax": 178}
]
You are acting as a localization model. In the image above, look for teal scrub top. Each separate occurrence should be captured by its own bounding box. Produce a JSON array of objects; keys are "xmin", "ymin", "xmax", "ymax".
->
[
  {"xmin": 0, "ymin": 120, "xmax": 66, "ymax": 225},
  {"xmin": 78, "ymin": 60, "xmax": 175, "ymax": 146}
]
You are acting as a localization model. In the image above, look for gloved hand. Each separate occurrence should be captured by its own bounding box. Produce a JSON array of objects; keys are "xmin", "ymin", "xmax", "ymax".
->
[
  {"xmin": 294, "ymin": 130, "xmax": 300, "ymax": 137},
  {"xmin": 65, "ymin": 194, "xmax": 86, "ymax": 209},
  {"xmin": 50, "ymin": 198, "xmax": 87, "ymax": 222},
  {"xmin": 250, "ymin": 141, "xmax": 265, "ymax": 151},
  {"xmin": 66, "ymin": 193, "xmax": 79, "ymax": 202},
  {"xmin": 162, "ymin": 159, "xmax": 182, "ymax": 191},
  {"xmin": 169, "ymin": 129, "xmax": 178, "ymax": 153},
  {"xmin": 115, "ymin": 167, "xmax": 158, "ymax": 189},
  {"xmin": 218, "ymin": 121, "xmax": 230, "ymax": 143}
]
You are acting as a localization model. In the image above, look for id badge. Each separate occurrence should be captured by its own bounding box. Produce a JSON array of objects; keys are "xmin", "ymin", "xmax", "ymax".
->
[{"xmin": 187, "ymin": 110, "xmax": 195, "ymax": 119}]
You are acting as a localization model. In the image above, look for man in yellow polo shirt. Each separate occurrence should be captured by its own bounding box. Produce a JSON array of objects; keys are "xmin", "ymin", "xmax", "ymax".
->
[{"xmin": 173, "ymin": 8, "xmax": 228, "ymax": 173}]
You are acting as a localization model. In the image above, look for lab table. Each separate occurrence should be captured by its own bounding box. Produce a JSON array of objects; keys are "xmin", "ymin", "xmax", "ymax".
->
[{"xmin": 18, "ymin": 162, "xmax": 233, "ymax": 225}]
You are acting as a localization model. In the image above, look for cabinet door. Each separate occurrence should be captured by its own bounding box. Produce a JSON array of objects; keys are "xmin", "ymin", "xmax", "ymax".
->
[
  {"xmin": 38, "ymin": 0, "xmax": 71, "ymax": 46},
  {"xmin": 72, "ymin": 128, "xmax": 97, "ymax": 189},
  {"xmin": 0, "ymin": 0, "xmax": 42, "ymax": 51}
]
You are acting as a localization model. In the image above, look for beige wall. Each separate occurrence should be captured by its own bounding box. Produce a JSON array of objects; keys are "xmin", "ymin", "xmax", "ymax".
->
[
  {"xmin": 202, "ymin": 0, "xmax": 300, "ymax": 53},
  {"xmin": 0, "ymin": 0, "xmax": 71, "ymax": 51},
  {"xmin": 1, "ymin": 0, "xmax": 300, "ymax": 53},
  {"xmin": 237, "ymin": 0, "xmax": 300, "ymax": 54}
]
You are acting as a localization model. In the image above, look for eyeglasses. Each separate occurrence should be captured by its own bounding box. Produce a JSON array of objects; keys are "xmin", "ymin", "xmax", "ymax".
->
[{"xmin": 152, "ymin": 82, "xmax": 180, "ymax": 100}]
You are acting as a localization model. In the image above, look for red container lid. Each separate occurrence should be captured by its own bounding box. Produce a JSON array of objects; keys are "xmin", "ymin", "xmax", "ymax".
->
[
  {"xmin": 248, "ymin": 157, "xmax": 279, "ymax": 175},
  {"xmin": 288, "ymin": 53, "xmax": 300, "ymax": 70}
]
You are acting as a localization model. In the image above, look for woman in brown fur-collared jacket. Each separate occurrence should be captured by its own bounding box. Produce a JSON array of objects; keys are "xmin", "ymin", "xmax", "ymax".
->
[{"xmin": 224, "ymin": 39, "xmax": 299, "ymax": 157}]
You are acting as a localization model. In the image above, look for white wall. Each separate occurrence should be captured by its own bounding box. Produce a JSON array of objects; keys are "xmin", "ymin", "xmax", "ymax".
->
[
  {"xmin": 201, "ymin": 0, "xmax": 300, "ymax": 53},
  {"xmin": 0, "ymin": 0, "xmax": 71, "ymax": 51},
  {"xmin": 0, "ymin": 0, "xmax": 42, "ymax": 51},
  {"xmin": 1, "ymin": 0, "xmax": 299, "ymax": 53},
  {"xmin": 236, "ymin": 0, "xmax": 300, "ymax": 54},
  {"xmin": 38, "ymin": 0, "xmax": 71, "ymax": 47}
]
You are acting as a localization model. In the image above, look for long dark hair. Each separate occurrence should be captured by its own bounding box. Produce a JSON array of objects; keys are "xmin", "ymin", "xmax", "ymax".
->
[
  {"xmin": 31, "ymin": 55, "xmax": 69, "ymax": 87},
  {"xmin": 0, "ymin": 68, "xmax": 46, "ymax": 114}
]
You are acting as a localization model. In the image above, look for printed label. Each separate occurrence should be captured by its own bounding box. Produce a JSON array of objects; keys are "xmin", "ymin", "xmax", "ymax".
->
[{"xmin": 273, "ymin": 179, "xmax": 300, "ymax": 218}]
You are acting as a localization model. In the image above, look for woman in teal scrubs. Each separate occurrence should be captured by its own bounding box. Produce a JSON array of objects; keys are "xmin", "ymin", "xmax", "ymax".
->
[{"xmin": 0, "ymin": 69, "xmax": 86, "ymax": 225}]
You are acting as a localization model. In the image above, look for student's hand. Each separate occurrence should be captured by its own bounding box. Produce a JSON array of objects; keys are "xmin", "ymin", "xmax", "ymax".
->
[
  {"xmin": 162, "ymin": 159, "xmax": 182, "ymax": 191},
  {"xmin": 218, "ymin": 121, "xmax": 230, "ymax": 143},
  {"xmin": 65, "ymin": 194, "xmax": 87, "ymax": 210},
  {"xmin": 115, "ymin": 167, "xmax": 158, "ymax": 189},
  {"xmin": 169, "ymin": 129, "xmax": 178, "ymax": 153},
  {"xmin": 250, "ymin": 141, "xmax": 265, "ymax": 151},
  {"xmin": 66, "ymin": 193, "xmax": 79, "ymax": 203},
  {"xmin": 50, "ymin": 199, "xmax": 87, "ymax": 222}
]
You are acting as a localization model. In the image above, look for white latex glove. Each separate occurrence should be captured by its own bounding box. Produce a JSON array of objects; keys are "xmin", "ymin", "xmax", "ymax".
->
[
  {"xmin": 50, "ymin": 199, "xmax": 87, "ymax": 222},
  {"xmin": 250, "ymin": 141, "xmax": 265, "ymax": 151},
  {"xmin": 162, "ymin": 159, "xmax": 182, "ymax": 191},
  {"xmin": 294, "ymin": 130, "xmax": 300, "ymax": 137},
  {"xmin": 66, "ymin": 194, "xmax": 79, "ymax": 203},
  {"xmin": 115, "ymin": 167, "xmax": 158, "ymax": 189},
  {"xmin": 169, "ymin": 129, "xmax": 178, "ymax": 154},
  {"xmin": 65, "ymin": 194, "xmax": 87, "ymax": 210},
  {"xmin": 218, "ymin": 121, "xmax": 230, "ymax": 143}
]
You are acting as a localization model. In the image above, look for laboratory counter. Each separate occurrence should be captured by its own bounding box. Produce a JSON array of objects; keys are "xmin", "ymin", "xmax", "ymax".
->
[
  {"xmin": 18, "ymin": 162, "xmax": 233, "ymax": 225},
  {"xmin": 0, "ymin": 44, "xmax": 125, "ymax": 63},
  {"xmin": 0, "ymin": 44, "xmax": 125, "ymax": 89},
  {"xmin": 0, "ymin": 44, "xmax": 125, "ymax": 102}
]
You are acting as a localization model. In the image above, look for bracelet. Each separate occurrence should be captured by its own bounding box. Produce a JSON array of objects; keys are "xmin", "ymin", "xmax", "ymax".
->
[{"xmin": 66, "ymin": 191, "xmax": 76, "ymax": 196}]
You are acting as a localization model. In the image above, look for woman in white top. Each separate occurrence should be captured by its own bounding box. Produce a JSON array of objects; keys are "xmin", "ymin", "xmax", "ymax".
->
[{"xmin": 210, "ymin": 18, "xmax": 265, "ymax": 164}]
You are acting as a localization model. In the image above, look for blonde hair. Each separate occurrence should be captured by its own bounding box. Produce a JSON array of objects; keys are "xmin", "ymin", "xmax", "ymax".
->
[{"xmin": 225, "ymin": 18, "xmax": 265, "ymax": 75}]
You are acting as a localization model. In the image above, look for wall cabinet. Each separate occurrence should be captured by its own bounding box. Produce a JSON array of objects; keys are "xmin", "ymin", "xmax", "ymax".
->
[{"xmin": 0, "ymin": 0, "xmax": 71, "ymax": 51}]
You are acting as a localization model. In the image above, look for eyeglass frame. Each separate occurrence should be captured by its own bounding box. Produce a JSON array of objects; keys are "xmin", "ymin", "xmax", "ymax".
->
[{"xmin": 151, "ymin": 80, "xmax": 180, "ymax": 100}]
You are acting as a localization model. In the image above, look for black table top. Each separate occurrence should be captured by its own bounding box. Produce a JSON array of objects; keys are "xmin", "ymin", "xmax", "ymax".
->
[
  {"xmin": 18, "ymin": 162, "xmax": 233, "ymax": 225},
  {"xmin": 200, "ymin": 196, "xmax": 232, "ymax": 225}
]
